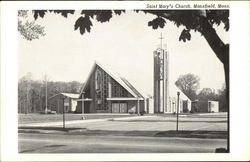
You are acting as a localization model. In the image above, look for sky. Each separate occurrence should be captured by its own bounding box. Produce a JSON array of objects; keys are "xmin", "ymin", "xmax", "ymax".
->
[{"xmin": 18, "ymin": 10, "xmax": 229, "ymax": 96}]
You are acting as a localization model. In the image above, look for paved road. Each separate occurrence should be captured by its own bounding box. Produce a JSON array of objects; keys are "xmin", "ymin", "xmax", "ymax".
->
[
  {"xmin": 18, "ymin": 114, "xmax": 228, "ymax": 153},
  {"xmin": 19, "ymin": 133, "xmax": 226, "ymax": 153}
]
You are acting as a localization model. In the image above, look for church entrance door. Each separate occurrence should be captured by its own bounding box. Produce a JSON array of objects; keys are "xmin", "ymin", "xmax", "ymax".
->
[
  {"xmin": 112, "ymin": 103, "xmax": 119, "ymax": 113},
  {"xmin": 111, "ymin": 102, "xmax": 127, "ymax": 113},
  {"xmin": 119, "ymin": 103, "xmax": 127, "ymax": 113}
]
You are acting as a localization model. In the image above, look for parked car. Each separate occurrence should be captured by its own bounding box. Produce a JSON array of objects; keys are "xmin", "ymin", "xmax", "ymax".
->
[{"xmin": 128, "ymin": 108, "xmax": 136, "ymax": 114}]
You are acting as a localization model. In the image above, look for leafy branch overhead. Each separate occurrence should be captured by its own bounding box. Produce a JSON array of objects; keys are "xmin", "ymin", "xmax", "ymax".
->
[
  {"xmin": 75, "ymin": 10, "xmax": 125, "ymax": 34},
  {"xmin": 33, "ymin": 10, "xmax": 75, "ymax": 20},
  {"xmin": 31, "ymin": 10, "xmax": 229, "ymax": 43},
  {"xmin": 179, "ymin": 29, "xmax": 191, "ymax": 42},
  {"xmin": 74, "ymin": 16, "xmax": 92, "ymax": 34},
  {"xmin": 18, "ymin": 20, "xmax": 46, "ymax": 41},
  {"xmin": 148, "ymin": 17, "xmax": 166, "ymax": 29},
  {"xmin": 32, "ymin": 10, "xmax": 126, "ymax": 35},
  {"xmin": 18, "ymin": 10, "xmax": 46, "ymax": 41}
]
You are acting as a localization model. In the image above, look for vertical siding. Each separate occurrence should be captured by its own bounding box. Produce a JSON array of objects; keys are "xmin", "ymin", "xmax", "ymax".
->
[
  {"xmin": 49, "ymin": 94, "xmax": 64, "ymax": 113},
  {"xmin": 154, "ymin": 51, "xmax": 159, "ymax": 113}
]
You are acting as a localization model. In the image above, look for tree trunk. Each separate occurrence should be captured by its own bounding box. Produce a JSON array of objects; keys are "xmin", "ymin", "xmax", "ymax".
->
[{"xmin": 199, "ymin": 16, "xmax": 229, "ymax": 152}]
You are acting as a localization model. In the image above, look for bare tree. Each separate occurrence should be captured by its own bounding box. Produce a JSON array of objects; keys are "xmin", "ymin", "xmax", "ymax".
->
[
  {"xmin": 175, "ymin": 73, "xmax": 200, "ymax": 100},
  {"xmin": 41, "ymin": 74, "xmax": 50, "ymax": 113},
  {"xmin": 18, "ymin": 72, "xmax": 33, "ymax": 113}
]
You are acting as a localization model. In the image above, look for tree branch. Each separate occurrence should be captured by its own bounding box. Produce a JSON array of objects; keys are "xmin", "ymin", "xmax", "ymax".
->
[
  {"xmin": 144, "ymin": 10, "xmax": 229, "ymax": 65},
  {"xmin": 199, "ymin": 17, "xmax": 229, "ymax": 64}
]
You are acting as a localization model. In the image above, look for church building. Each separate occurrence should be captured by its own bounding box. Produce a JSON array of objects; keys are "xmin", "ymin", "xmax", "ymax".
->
[
  {"xmin": 75, "ymin": 62, "xmax": 147, "ymax": 114},
  {"xmin": 48, "ymin": 37, "xmax": 192, "ymax": 114}
]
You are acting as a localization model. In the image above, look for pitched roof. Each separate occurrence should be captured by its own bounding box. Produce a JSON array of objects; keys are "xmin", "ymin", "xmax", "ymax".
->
[
  {"xmin": 80, "ymin": 61, "xmax": 144, "ymax": 98},
  {"xmin": 119, "ymin": 77, "xmax": 143, "ymax": 98},
  {"xmin": 61, "ymin": 93, "xmax": 79, "ymax": 99},
  {"xmin": 169, "ymin": 84, "xmax": 192, "ymax": 101},
  {"xmin": 49, "ymin": 93, "xmax": 79, "ymax": 99}
]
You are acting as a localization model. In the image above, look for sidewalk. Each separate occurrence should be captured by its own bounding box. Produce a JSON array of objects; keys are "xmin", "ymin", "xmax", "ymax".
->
[
  {"xmin": 18, "ymin": 113, "xmax": 138, "ymax": 124},
  {"xmin": 198, "ymin": 112, "xmax": 227, "ymax": 116},
  {"xmin": 19, "ymin": 115, "xmax": 156, "ymax": 127}
]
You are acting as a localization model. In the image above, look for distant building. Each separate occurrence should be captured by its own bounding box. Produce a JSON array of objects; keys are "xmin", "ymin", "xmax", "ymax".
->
[
  {"xmin": 167, "ymin": 84, "xmax": 192, "ymax": 113},
  {"xmin": 76, "ymin": 62, "xmax": 147, "ymax": 114},
  {"xmin": 191, "ymin": 100, "xmax": 219, "ymax": 113},
  {"xmin": 48, "ymin": 93, "xmax": 79, "ymax": 113}
]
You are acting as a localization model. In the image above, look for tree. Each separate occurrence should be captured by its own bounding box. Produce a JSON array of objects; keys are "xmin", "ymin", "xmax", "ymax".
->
[
  {"xmin": 28, "ymin": 10, "xmax": 229, "ymax": 109},
  {"xmin": 18, "ymin": 10, "xmax": 46, "ymax": 41},
  {"xmin": 197, "ymin": 86, "xmax": 227, "ymax": 112},
  {"xmin": 217, "ymin": 84, "xmax": 227, "ymax": 112},
  {"xmin": 18, "ymin": 72, "xmax": 33, "ymax": 113},
  {"xmin": 18, "ymin": 73, "xmax": 82, "ymax": 113},
  {"xmin": 197, "ymin": 88, "xmax": 218, "ymax": 101},
  {"xmin": 42, "ymin": 75, "xmax": 49, "ymax": 112},
  {"xmin": 175, "ymin": 73, "xmax": 200, "ymax": 100}
]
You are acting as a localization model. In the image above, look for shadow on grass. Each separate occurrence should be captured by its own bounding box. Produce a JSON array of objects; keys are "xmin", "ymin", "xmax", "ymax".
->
[
  {"xmin": 18, "ymin": 127, "xmax": 227, "ymax": 139},
  {"xmin": 68, "ymin": 129, "xmax": 228, "ymax": 139},
  {"xmin": 162, "ymin": 116, "xmax": 227, "ymax": 119},
  {"xmin": 183, "ymin": 116, "xmax": 227, "ymax": 118},
  {"xmin": 155, "ymin": 130, "xmax": 228, "ymax": 139},
  {"xmin": 18, "ymin": 126, "xmax": 86, "ymax": 132},
  {"xmin": 114, "ymin": 120, "xmax": 227, "ymax": 123}
]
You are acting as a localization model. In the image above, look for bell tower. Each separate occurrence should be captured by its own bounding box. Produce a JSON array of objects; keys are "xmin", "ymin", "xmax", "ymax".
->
[{"xmin": 153, "ymin": 34, "xmax": 169, "ymax": 113}]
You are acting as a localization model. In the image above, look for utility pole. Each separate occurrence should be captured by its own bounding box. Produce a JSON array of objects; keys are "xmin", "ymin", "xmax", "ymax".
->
[
  {"xmin": 26, "ymin": 83, "xmax": 29, "ymax": 114},
  {"xmin": 81, "ymin": 92, "xmax": 85, "ymax": 120},
  {"xmin": 62, "ymin": 96, "xmax": 65, "ymax": 129},
  {"xmin": 81, "ymin": 92, "xmax": 85, "ymax": 114},
  {"xmin": 45, "ymin": 77, "xmax": 47, "ymax": 113},
  {"xmin": 44, "ymin": 75, "xmax": 48, "ymax": 114},
  {"xmin": 176, "ymin": 91, "xmax": 180, "ymax": 132}
]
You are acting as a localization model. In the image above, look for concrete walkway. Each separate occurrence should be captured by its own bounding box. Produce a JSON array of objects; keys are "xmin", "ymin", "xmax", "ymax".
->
[
  {"xmin": 198, "ymin": 112, "xmax": 227, "ymax": 116},
  {"xmin": 19, "ymin": 115, "xmax": 156, "ymax": 127}
]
